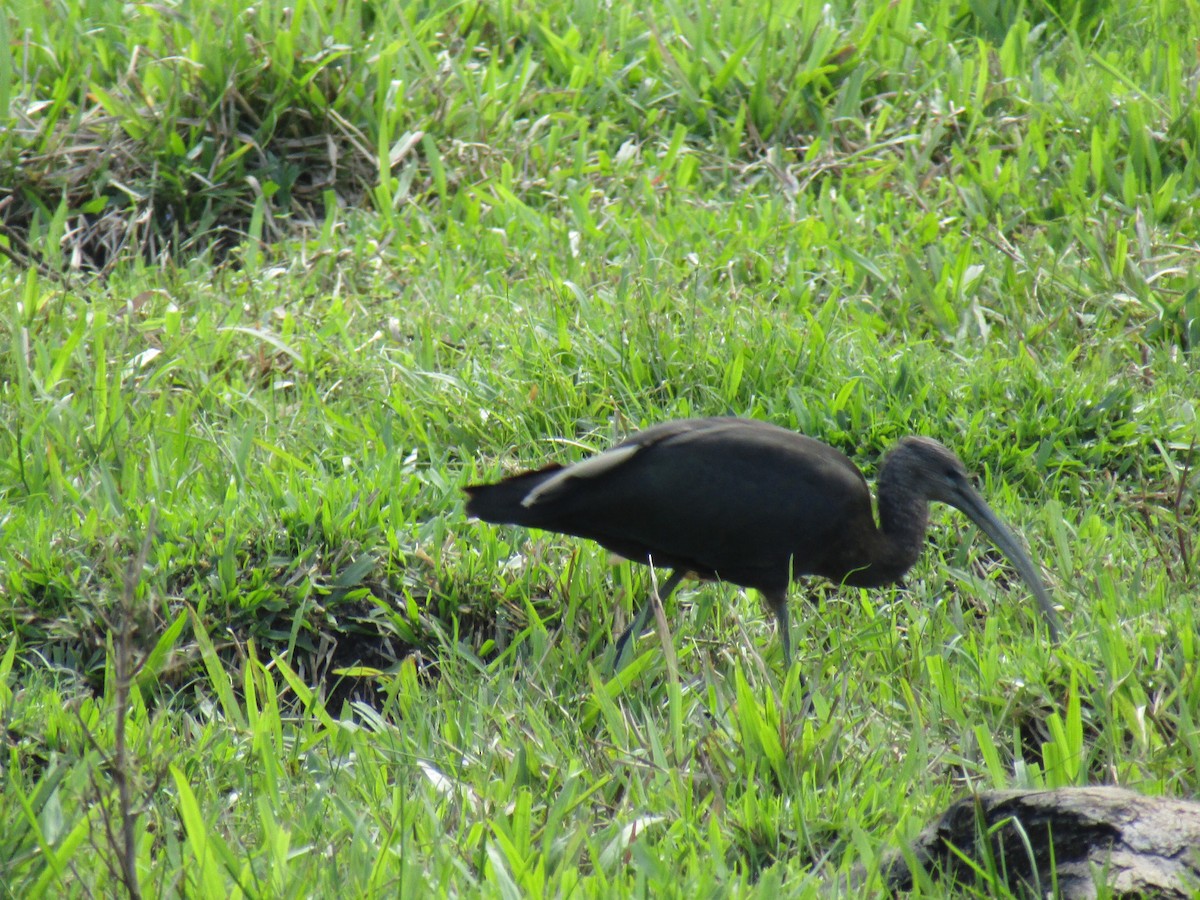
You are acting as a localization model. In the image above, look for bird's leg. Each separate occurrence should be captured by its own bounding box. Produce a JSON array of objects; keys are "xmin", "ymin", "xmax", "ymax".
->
[
  {"xmin": 763, "ymin": 589, "xmax": 792, "ymax": 667},
  {"xmin": 612, "ymin": 568, "xmax": 685, "ymax": 668}
]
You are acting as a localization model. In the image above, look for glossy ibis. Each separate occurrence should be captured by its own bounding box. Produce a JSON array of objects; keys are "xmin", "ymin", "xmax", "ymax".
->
[{"xmin": 464, "ymin": 417, "xmax": 1062, "ymax": 664}]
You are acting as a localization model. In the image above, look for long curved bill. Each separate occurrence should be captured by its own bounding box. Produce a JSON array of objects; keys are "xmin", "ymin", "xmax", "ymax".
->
[{"xmin": 951, "ymin": 485, "xmax": 1063, "ymax": 642}]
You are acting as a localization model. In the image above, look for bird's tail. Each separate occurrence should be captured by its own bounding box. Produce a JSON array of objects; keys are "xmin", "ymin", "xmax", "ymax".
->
[{"xmin": 463, "ymin": 464, "xmax": 564, "ymax": 525}]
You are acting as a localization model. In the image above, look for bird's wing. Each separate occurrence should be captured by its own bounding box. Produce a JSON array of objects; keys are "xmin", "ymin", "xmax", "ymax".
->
[
  {"xmin": 521, "ymin": 443, "xmax": 641, "ymax": 507},
  {"xmin": 519, "ymin": 418, "xmax": 718, "ymax": 508}
]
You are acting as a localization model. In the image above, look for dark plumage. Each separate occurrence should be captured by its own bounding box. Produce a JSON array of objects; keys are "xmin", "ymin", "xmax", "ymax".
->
[{"xmin": 465, "ymin": 417, "xmax": 1062, "ymax": 664}]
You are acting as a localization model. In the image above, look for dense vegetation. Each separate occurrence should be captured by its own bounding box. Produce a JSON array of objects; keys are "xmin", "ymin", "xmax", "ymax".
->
[{"xmin": 1, "ymin": 0, "xmax": 1198, "ymax": 895}]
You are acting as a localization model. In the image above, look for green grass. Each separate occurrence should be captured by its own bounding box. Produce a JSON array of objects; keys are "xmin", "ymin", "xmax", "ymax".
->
[{"xmin": 2, "ymin": 0, "xmax": 1199, "ymax": 895}]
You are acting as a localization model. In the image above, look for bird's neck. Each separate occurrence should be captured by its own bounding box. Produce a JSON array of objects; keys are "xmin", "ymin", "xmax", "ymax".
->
[{"xmin": 865, "ymin": 477, "xmax": 930, "ymax": 585}]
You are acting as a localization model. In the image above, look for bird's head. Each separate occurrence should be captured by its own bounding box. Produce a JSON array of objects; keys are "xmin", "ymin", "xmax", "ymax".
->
[
  {"xmin": 886, "ymin": 436, "xmax": 976, "ymax": 507},
  {"xmin": 882, "ymin": 435, "xmax": 1061, "ymax": 641}
]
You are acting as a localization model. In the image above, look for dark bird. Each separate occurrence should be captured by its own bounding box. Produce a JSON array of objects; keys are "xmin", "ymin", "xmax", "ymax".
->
[{"xmin": 464, "ymin": 417, "xmax": 1062, "ymax": 665}]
